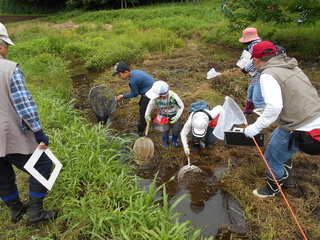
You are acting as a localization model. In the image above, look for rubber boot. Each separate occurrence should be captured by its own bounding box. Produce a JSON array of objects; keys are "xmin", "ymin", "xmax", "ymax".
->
[
  {"xmin": 172, "ymin": 134, "xmax": 179, "ymax": 147},
  {"xmin": 283, "ymin": 158, "xmax": 294, "ymax": 187},
  {"xmin": 162, "ymin": 135, "xmax": 169, "ymax": 148},
  {"xmin": 191, "ymin": 142, "xmax": 200, "ymax": 154},
  {"xmin": 137, "ymin": 125, "xmax": 144, "ymax": 137},
  {"xmin": 27, "ymin": 184, "xmax": 58, "ymax": 225},
  {"xmin": 252, "ymin": 175, "xmax": 283, "ymax": 198},
  {"xmin": 205, "ymin": 143, "xmax": 214, "ymax": 149},
  {"xmin": 243, "ymin": 101, "xmax": 254, "ymax": 114},
  {"xmin": 0, "ymin": 190, "xmax": 28, "ymax": 223}
]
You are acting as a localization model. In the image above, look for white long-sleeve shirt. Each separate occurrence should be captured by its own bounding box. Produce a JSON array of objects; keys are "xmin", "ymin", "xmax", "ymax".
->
[
  {"xmin": 145, "ymin": 91, "xmax": 184, "ymax": 117},
  {"xmin": 251, "ymin": 73, "xmax": 320, "ymax": 133},
  {"xmin": 180, "ymin": 105, "xmax": 222, "ymax": 149}
]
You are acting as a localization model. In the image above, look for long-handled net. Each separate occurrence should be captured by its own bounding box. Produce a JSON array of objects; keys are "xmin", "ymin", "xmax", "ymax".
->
[
  {"xmin": 132, "ymin": 121, "xmax": 154, "ymax": 166},
  {"xmin": 206, "ymin": 68, "xmax": 242, "ymax": 80},
  {"xmin": 177, "ymin": 154, "xmax": 202, "ymax": 181},
  {"xmin": 89, "ymin": 85, "xmax": 116, "ymax": 124},
  {"xmin": 213, "ymin": 96, "xmax": 247, "ymax": 140}
]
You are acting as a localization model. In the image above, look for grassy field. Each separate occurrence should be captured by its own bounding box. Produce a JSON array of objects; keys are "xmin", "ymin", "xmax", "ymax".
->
[{"xmin": 1, "ymin": 0, "xmax": 319, "ymax": 239}]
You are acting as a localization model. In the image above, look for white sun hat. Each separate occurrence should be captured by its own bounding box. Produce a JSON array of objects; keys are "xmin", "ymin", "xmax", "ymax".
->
[
  {"xmin": 192, "ymin": 112, "xmax": 209, "ymax": 138},
  {"xmin": 146, "ymin": 80, "xmax": 169, "ymax": 100},
  {"xmin": 0, "ymin": 23, "xmax": 14, "ymax": 46}
]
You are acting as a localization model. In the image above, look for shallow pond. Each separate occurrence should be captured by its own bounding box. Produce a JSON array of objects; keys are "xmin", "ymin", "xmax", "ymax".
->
[{"xmin": 71, "ymin": 67, "xmax": 249, "ymax": 239}]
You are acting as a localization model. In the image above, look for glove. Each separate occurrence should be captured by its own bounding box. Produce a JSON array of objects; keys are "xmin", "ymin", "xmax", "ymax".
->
[
  {"xmin": 241, "ymin": 68, "xmax": 248, "ymax": 74},
  {"xmin": 34, "ymin": 130, "xmax": 49, "ymax": 146},
  {"xmin": 145, "ymin": 115, "xmax": 151, "ymax": 122},
  {"xmin": 184, "ymin": 146, "xmax": 190, "ymax": 155},
  {"xmin": 170, "ymin": 115, "xmax": 180, "ymax": 124},
  {"xmin": 244, "ymin": 124, "xmax": 260, "ymax": 138}
]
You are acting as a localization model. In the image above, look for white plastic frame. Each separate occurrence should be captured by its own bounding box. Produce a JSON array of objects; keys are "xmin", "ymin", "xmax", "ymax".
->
[{"xmin": 24, "ymin": 147, "xmax": 62, "ymax": 191}]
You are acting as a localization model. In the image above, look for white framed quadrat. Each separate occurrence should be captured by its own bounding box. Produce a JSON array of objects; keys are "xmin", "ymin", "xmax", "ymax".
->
[{"xmin": 24, "ymin": 147, "xmax": 63, "ymax": 191}]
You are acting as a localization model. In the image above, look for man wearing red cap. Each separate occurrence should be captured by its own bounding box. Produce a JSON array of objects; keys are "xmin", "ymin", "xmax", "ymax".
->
[
  {"xmin": 245, "ymin": 41, "xmax": 320, "ymax": 198},
  {"xmin": 239, "ymin": 27, "xmax": 264, "ymax": 114}
]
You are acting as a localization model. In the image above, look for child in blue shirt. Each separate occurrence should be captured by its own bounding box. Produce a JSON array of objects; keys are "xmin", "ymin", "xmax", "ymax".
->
[{"xmin": 112, "ymin": 62, "xmax": 155, "ymax": 136}]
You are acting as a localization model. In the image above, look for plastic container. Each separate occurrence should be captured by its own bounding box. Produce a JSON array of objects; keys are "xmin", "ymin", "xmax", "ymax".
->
[{"xmin": 153, "ymin": 114, "xmax": 170, "ymax": 132}]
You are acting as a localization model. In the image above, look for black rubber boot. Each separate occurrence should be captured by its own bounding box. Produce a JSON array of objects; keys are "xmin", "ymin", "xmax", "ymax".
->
[
  {"xmin": 283, "ymin": 158, "xmax": 294, "ymax": 187},
  {"xmin": 205, "ymin": 143, "xmax": 214, "ymax": 149},
  {"xmin": 137, "ymin": 125, "xmax": 145, "ymax": 137},
  {"xmin": 191, "ymin": 142, "xmax": 200, "ymax": 154},
  {"xmin": 1, "ymin": 193, "xmax": 28, "ymax": 223},
  {"xmin": 252, "ymin": 175, "xmax": 283, "ymax": 198},
  {"xmin": 27, "ymin": 184, "xmax": 58, "ymax": 225}
]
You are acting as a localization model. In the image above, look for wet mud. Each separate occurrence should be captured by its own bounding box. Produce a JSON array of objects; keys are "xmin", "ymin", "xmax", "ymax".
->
[
  {"xmin": 69, "ymin": 43, "xmax": 252, "ymax": 238},
  {"xmin": 5, "ymin": 16, "xmax": 319, "ymax": 239}
]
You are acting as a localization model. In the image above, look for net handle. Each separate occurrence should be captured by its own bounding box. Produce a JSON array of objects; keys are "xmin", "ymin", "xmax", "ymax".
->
[{"xmin": 145, "ymin": 121, "xmax": 150, "ymax": 136}]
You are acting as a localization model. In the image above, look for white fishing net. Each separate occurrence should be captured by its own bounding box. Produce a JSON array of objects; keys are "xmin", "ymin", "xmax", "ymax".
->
[{"xmin": 213, "ymin": 96, "xmax": 247, "ymax": 140}]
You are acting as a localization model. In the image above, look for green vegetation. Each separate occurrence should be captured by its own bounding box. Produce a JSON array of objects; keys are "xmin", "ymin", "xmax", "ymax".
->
[
  {"xmin": 224, "ymin": 0, "xmax": 320, "ymax": 28},
  {"xmin": 1, "ymin": 0, "xmax": 319, "ymax": 239}
]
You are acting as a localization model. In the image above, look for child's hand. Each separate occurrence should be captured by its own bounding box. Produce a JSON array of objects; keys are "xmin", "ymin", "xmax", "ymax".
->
[
  {"xmin": 170, "ymin": 115, "xmax": 180, "ymax": 124},
  {"xmin": 145, "ymin": 115, "xmax": 151, "ymax": 122}
]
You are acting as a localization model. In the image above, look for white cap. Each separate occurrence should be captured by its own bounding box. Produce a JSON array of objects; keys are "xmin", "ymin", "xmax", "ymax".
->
[
  {"xmin": 192, "ymin": 112, "xmax": 209, "ymax": 138},
  {"xmin": 146, "ymin": 80, "xmax": 169, "ymax": 99},
  {"xmin": 0, "ymin": 23, "xmax": 14, "ymax": 46}
]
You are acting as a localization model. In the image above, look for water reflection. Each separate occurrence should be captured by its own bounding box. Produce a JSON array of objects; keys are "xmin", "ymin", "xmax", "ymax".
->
[
  {"xmin": 70, "ymin": 68, "xmax": 249, "ymax": 238},
  {"xmin": 138, "ymin": 165, "xmax": 247, "ymax": 238}
]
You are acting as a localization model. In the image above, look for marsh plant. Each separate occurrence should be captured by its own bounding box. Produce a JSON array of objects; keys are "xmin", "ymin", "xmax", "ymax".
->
[{"xmin": 1, "ymin": 1, "xmax": 319, "ymax": 239}]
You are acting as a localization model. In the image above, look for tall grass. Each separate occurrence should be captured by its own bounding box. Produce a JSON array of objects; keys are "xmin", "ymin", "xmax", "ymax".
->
[
  {"xmin": 2, "ymin": 18, "xmax": 209, "ymax": 237},
  {"xmin": 38, "ymin": 94, "xmax": 206, "ymax": 239},
  {"xmin": 1, "ymin": 87, "xmax": 206, "ymax": 239},
  {"xmin": 2, "ymin": 1, "xmax": 319, "ymax": 238}
]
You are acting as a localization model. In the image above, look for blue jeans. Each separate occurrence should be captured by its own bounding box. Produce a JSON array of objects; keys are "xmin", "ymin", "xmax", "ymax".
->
[
  {"xmin": 247, "ymin": 84, "xmax": 264, "ymax": 109},
  {"xmin": 192, "ymin": 127, "xmax": 216, "ymax": 144},
  {"xmin": 264, "ymin": 127, "xmax": 299, "ymax": 179}
]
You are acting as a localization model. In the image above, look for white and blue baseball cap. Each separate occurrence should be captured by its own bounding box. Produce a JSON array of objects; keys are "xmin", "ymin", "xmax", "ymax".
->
[
  {"xmin": 146, "ymin": 80, "xmax": 169, "ymax": 99},
  {"xmin": 192, "ymin": 112, "xmax": 209, "ymax": 138}
]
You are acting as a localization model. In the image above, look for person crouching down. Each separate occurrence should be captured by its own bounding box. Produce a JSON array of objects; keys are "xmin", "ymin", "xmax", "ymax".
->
[
  {"xmin": 181, "ymin": 105, "xmax": 222, "ymax": 154},
  {"xmin": 145, "ymin": 81, "xmax": 184, "ymax": 148}
]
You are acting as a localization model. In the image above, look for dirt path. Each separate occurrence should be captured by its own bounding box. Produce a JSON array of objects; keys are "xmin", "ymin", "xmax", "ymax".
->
[{"xmin": 0, "ymin": 16, "xmax": 45, "ymax": 24}]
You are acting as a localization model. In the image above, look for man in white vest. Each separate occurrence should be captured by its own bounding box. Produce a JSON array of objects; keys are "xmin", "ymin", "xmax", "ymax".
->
[
  {"xmin": 245, "ymin": 41, "xmax": 320, "ymax": 198},
  {"xmin": 0, "ymin": 23, "xmax": 57, "ymax": 224}
]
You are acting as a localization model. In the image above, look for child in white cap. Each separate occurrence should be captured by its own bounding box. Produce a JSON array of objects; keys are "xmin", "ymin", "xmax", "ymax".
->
[
  {"xmin": 181, "ymin": 105, "xmax": 222, "ymax": 154},
  {"xmin": 145, "ymin": 80, "xmax": 184, "ymax": 148}
]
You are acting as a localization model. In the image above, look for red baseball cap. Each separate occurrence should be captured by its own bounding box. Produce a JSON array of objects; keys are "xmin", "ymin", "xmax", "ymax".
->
[{"xmin": 251, "ymin": 41, "xmax": 280, "ymax": 58}]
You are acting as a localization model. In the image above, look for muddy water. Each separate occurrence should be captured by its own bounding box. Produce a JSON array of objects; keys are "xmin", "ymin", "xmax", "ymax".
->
[
  {"xmin": 138, "ymin": 165, "xmax": 247, "ymax": 238},
  {"xmin": 70, "ymin": 66, "xmax": 248, "ymax": 238}
]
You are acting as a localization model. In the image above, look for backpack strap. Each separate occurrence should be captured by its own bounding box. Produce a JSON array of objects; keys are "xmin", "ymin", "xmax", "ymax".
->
[
  {"xmin": 155, "ymin": 90, "xmax": 180, "ymax": 108},
  {"xmin": 288, "ymin": 131, "xmax": 300, "ymax": 151},
  {"xmin": 192, "ymin": 109, "xmax": 213, "ymax": 121},
  {"xmin": 169, "ymin": 90, "xmax": 180, "ymax": 108}
]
